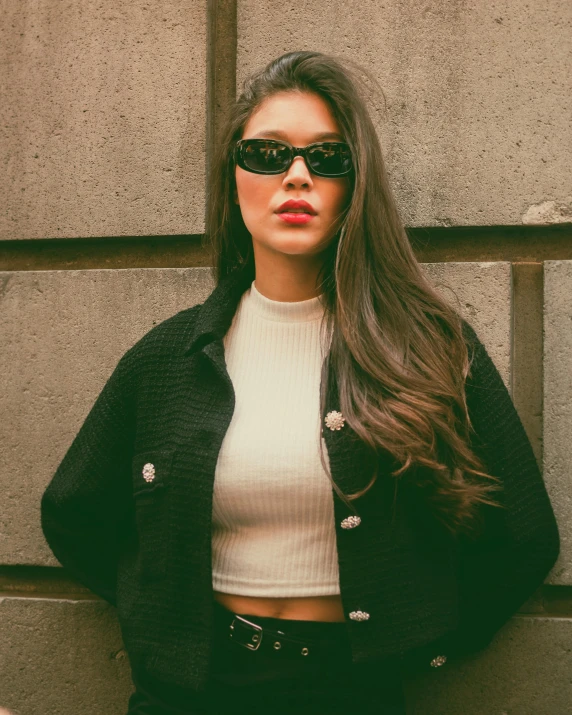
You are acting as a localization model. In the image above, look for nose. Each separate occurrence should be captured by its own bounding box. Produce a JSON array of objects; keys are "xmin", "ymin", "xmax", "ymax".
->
[{"xmin": 282, "ymin": 155, "xmax": 313, "ymax": 188}]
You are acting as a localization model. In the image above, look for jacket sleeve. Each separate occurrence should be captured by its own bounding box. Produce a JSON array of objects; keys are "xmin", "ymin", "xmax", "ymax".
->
[
  {"xmin": 40, "ymin": 350, "xmax": 136, "ymax": 607},
  {"xmin": 401, "ymin": 320, "xmax": 561, "ymax": 674}
]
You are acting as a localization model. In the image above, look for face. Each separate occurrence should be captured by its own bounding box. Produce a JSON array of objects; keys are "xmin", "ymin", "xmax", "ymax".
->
[{"xmin": 234, "ymin": 91, "xmax": 351, "ymax": 264}]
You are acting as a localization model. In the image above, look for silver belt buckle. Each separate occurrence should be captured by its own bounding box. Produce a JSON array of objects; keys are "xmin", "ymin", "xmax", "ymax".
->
[{"xmin": 229, "ymin": 614, "xmax": 264, "ymax": 651}]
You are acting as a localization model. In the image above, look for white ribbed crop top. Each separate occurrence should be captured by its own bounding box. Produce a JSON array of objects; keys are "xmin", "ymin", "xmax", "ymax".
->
[{"xmin": 211, "ymin": 279, "xmax": 340, "ymax": 596}]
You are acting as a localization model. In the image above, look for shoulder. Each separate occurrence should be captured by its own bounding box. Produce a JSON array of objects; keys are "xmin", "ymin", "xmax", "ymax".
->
[
  {"xmin": 459, "ymin": 318, "xmax": 499, "ymax": 386},
  {"xmin": 456, "ymin": 317, "xmax": 520, "ymax": 448},
  {"xmin": 459, "ymin": 317, "xmax": 481, "ymax": 354},
  {"xmin": 460, "ymin": 318, "xmax": 507, "ymax": 392},
  {"xmin": 115, "ymin": 303, "xmax": 204, "ymax": 378}
]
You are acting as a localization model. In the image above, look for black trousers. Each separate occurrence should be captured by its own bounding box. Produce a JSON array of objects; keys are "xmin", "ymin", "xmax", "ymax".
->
[{"xmin": 126, "ymin": 600, "xmax": 407, "ymax": 714}]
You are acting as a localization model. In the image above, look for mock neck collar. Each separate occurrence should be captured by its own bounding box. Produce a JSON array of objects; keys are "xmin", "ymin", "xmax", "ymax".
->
[{"xmin": 246, "ymin": 280, "xmax": 325, "ymax": 323}]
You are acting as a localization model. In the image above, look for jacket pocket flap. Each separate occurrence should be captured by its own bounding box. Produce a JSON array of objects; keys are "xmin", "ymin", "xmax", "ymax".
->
[{"xmin": 132, "ymin": 449, "xmax": 175, "ymax": 497}]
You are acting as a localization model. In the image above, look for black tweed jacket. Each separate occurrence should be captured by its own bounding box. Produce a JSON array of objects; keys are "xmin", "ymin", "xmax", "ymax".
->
[{"xmin": 40, "ymin": 263, "xmax": 560, "ymax": 691}]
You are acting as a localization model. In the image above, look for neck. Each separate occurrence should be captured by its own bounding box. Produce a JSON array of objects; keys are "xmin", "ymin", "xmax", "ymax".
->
[{"xmin": 251, "ymin": 251, "xmax": 325, "ymax": 302}]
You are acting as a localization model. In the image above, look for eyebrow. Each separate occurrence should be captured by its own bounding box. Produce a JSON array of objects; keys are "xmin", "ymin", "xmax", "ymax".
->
[{"xmin": 250, "ymin": 130, "xmax": 345, "ymax": 142}]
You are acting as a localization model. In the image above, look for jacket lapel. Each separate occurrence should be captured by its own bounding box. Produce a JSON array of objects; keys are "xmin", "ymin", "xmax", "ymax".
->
[
  {"xmin": 320, "ymin": 357, "xmax": 381, "ymax": 498},
  {"xmin": 183, "ymin": 263, "xmax": 255, "ymax": 357}
]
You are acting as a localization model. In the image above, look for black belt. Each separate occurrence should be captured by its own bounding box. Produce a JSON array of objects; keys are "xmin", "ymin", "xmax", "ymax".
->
[{"xmin": 213, "ymin": 602, "xmax": 351, "ymax": 660}]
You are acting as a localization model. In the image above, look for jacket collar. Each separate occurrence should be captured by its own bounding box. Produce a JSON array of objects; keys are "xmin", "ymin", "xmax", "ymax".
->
[{"xmin": 183, "ymin": 262, "xmax": 255, "ymax": 356}]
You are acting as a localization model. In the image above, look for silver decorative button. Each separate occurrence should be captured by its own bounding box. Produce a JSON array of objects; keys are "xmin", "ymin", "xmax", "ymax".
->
[
  {"xmin": 430, "ymin": 655, "xmax": 447, "ymax": 667},
  {"xmin": 340, "ymin": 515, "xmax": 361, "ymax": 530},
  {"xmin": 142, "ymin": 463, "xmax": 156, "ymax": 482},
  {"xmin": 325, "ymin": 410, "xmax": 345, "ymax": 431},
  {"xmin": 349, "ymin": 610, "xmax": 370, "ymax": 622}
]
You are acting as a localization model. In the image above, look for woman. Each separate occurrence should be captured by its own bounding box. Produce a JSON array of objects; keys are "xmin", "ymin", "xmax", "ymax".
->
[{"xmin": 41, "ymin": 51, "xmax": 560, "ymax": 714}]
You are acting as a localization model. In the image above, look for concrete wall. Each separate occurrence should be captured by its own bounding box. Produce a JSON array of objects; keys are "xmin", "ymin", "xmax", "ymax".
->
[
  {"xmin": 1, "ymin": 1, "xmax": 207, "ymax": 239},
  {"xmin": 237, "ymin": 0, "xmax": 572, "ymax": 228},
  {"xmin": 1, "ymin": 1, "xmax": 571, "ymax": 713}
]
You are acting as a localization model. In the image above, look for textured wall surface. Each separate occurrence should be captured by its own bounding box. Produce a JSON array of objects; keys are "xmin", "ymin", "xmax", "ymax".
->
[
  {"xmin": 0, "ymin": 597, "xmax": 131, "ymax": 715},
  {"xmin": 1, "ymin": 1, "xmax": 207, "ymax": 240},
  {"xmin": 544, "ymin": 261, "xmax": 572, "ymax": 586},
  {"xmin": 1, "ymin": 0, "xmax": 570, "ymax": 713},
  {"xmin": 422, "ymin": 261, "xmax": 512, "ymax": 385},
  {"xmin": 237, "ymin": 0, "xmax": 572, "ymax": 227}
]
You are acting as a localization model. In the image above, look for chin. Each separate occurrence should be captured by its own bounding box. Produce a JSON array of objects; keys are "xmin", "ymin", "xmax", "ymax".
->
[{"xmin": 267, "ymin": 235, "xmax": 324, "ymax": 255}]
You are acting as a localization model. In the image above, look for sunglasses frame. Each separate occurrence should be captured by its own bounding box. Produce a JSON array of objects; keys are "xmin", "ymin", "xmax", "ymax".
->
[{"xmin": 234, "ymin": 138, "xmax": 353, "ymax": 177}]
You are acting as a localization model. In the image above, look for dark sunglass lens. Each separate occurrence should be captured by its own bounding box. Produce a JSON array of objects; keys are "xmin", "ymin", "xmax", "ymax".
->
[
  {"xmin": 242, "ymin": 141, "xmax": 290, "ymax": 173},
  {"xmin": 307, "ymin": 144, "xmax": 352, "ymax": 175}
]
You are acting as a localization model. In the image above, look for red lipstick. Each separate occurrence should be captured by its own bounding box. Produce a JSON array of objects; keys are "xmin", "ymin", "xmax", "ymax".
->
[{"xmin": 275, "ymin": 199, "xmax": 317, "ymax": 225}]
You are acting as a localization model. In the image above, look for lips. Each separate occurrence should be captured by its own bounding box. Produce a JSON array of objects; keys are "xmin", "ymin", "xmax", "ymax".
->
[
  {"xmin": 275, "ymin": 199, "xmax": 317, "ymax": 225},
  {"xmin": 276, "ymin": 199, "xmax": 317, "ymax": 215},
  {"xmin": 277, "ymin": 212, "xmax": 315, "ymax": 225}
]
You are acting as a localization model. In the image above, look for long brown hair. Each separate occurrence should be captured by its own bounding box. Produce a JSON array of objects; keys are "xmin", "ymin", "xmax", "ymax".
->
[{"xmin": 204, "ymin": 50, "xmax": 504, "ymax": 540}]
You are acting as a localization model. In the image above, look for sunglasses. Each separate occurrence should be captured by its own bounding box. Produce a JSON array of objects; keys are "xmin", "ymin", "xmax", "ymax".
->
[{"xmin": 234, "ymin": 138, "xmax": 353, "ymax": 177}]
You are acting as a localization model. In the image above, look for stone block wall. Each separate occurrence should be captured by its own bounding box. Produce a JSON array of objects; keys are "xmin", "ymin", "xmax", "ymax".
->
[{"xmin": 1, "ymin": 1, "xmax": 570, "ymax": 713}]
